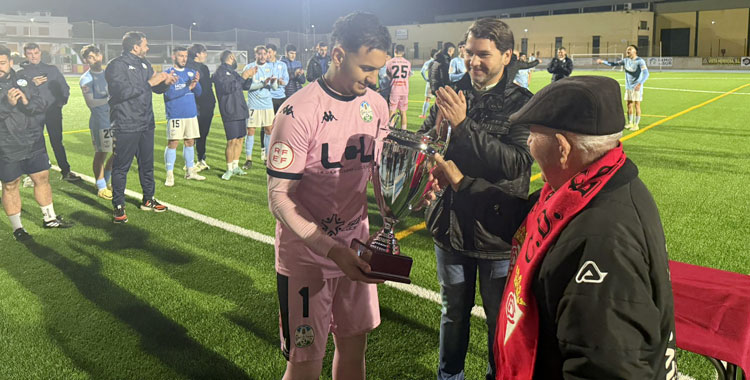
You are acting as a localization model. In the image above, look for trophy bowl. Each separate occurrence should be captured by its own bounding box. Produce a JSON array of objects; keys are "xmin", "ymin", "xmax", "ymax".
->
[{"xmin": 351, "ymin": 127, "xmax": 450, "ymax": 283}]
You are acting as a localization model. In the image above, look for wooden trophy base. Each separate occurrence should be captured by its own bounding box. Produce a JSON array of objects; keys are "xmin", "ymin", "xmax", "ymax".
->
[{"xmin": 351, "ymin": 239, "xmax": 413, "ymax": 284}]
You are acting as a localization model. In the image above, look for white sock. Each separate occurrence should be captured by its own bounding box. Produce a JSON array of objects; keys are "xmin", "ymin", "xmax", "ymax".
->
[
  {"xmin": 8, "ymin": 213, "xmax": 23, "ymax": 230},
  {"xmin": 232, "ymin": 160, "xmax": 239, "ymax": 169},
  {"xmin": 628, "ymin": 114, "xmax": 634, "ymax": 124},
  {"xmin": 635, "ymin": 116, "xmax": 641, "ymax": 125},
  {"xmin": 41, "ymin": 203, "xmax": 56, "ymax": 222},
  {"xmin": 227, "ymin": 162, "xmax": 233, "ymax": 171}
]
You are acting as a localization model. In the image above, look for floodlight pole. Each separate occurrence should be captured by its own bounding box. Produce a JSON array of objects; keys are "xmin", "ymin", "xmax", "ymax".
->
[
  {"xmin": 190, "ymin": 22, "xmax": 197, "ymax": 41},
  {"xmin": 91, "ymin": 20, "xmax": 95, "ymax": 44}
]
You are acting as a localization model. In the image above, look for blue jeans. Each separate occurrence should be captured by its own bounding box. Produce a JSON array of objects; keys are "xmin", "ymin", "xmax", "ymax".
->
[{"xmin": 435, "ymin": 244, "xmax": 509, "ymax": 380}]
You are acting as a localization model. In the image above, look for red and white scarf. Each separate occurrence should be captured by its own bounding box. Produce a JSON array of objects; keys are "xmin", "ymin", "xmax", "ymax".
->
[{"xmin": 495, "ymin": 144, "xmax": 627, "ymax": 380}]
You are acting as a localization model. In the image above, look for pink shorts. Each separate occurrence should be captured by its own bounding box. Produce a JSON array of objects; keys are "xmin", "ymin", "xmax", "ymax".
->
[
  {"xmin": 389, "ymin": 94, "xmax": 409, "ymax": 112},
  {"xmin": 277, "ymin": 273, "xmax": 380, "ymax": 362}
]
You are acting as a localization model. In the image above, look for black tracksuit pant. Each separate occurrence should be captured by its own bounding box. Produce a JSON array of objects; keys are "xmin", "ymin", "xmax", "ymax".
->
[
  {"xmin": 196, "ymin": 106, "xmax": 214, "ymax": 161},
  {"xmin": 111, "ymin": 129, "xmax": 155, "ymax": 207},
  {"xmin": 45, "ymin": 106, "xmax": 71, "ymax": 173}
]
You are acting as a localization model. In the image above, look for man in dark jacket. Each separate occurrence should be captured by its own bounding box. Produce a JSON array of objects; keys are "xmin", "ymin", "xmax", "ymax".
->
[
  {"xmin": 280, "ymin": 44, "xmax": 306, "ymax": 98},
  {"xmin": 0, "ymin": 45, "xmax": 72, "ymax": 241},
  {"xmin": 547, "ymin": 47, "xmax": 573, "ymax": 82},
  {"xmin": 187, "ymin": 43, "xmax": 216, "ymax": 171},
  {"xmin": 211, "ymin": 50, "xmax": 255, "ymax": 181},
  {"xmin": 418, "ymin": 18, "xmax": 533, "ymax": 380},
  {"xmin": 427, "ymin": 76, "xmax": 677, "ymax": 380},
  {"xmin": 19, "ymin": 43, "xmax": 80, "ymax": 181},
  {"xmin": 428, "ymin": 42, "xmax": 455, "ymax": 94},
  {"xmin": 105, "ymin": 31, "xmax": 176, "ymax": 223},
  {"xmin": 305, "ymin": 42, "xmax": 330, "ymax": 82}
]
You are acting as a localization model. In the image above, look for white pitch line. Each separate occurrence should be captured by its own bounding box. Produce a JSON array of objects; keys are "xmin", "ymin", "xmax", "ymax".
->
[
  {"xmin": 52, "ymin": 165, "xmax": 487, "ymax": 319},
  {"xmin": 617, "ymin": 83, "xmax": 750, "ymax": 95},
  {"xmin": 54, "ymin": 166, "xmax": 706, "ymax": 379}
]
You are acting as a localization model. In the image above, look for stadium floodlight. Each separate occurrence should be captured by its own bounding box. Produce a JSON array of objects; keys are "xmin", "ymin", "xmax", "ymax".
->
[
  {"xmin": 190, "ymin": 22, "xmax": 197, "ymax": 41},
  {"xmin": 524, "ymin": 28, "xmax": 528, "ymax": 33},
  {"xmin": 570, "ymin": 53, "xmax": 625, "ymax": 71}
]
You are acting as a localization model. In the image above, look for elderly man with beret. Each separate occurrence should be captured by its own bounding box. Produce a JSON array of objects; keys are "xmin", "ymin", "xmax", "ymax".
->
[{"xmin": 426, "ymin": 76, "xmax": 678, "ymax": 380}]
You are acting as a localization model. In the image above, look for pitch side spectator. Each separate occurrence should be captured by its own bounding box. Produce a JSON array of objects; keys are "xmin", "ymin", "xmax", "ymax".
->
[
  {"xmin": 187, "ymin": 43, "xmax": 216, "ymax": 171},
  {"xmin": 305, "ymin": 42, "xmax": 330, "ymax": 82},
  {"xmin": 0, "ymin": 45, "xmax": 73, "ymax": 241},
  {"xmin": 212, "ymin": 50, "xmax": 256, "ymax": 181},
  {"xmin": 429, "ymin": 42, "xmax": 455, "ymax": 94},
  {"xmin": 547, "ymin": 47, "xmax": 573, "ymax": 82},
  {"xmin": 426, "ymin": 76, "xmax": 677, "ymax": 380},
  {"xmin": 280, "ymin": 44, "xmax": 306, "ymax": 98},
  {"xmin": 19, "ymin": 43, "xmax": 80, "ymax": 181},
  {"xmin": 418, "ymin": 18, "xmax": 533, "ymax": 380},
  {"xmin": 106, "ymin": 31, "xmax": 176, "ymax": 223}
]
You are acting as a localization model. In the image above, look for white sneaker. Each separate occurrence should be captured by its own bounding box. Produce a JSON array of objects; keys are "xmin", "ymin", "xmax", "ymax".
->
[
  {"xmin": 22, "ymin": 176, "xmax": 34, "ymax": 188},
  {"xmin": 165, "ymin": 171, "xmax": 175, "ymax": 187},
  {"xmin": 261, "ymin": 149, "xmax": 267, "ymax": 163},
  {"xmin": 196, "ymin": 160, "xmax": 210, "ymax": 171},
  {"xmin": 185, "ymin": 167, "xmax": 206, "ymax": 181},
  {"xmin": 631, "ymin": 124, "xmax": 640, "ymax": 131}
]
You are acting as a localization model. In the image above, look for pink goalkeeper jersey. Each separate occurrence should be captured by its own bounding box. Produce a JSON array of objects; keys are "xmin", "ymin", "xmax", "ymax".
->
[
  {"xmin": 268, "ymin": 79, "xmax": 390, "ymax": 279},
  {"xmin": 386, "ymin": 56, "xmax": 411, "ymax": 96}
]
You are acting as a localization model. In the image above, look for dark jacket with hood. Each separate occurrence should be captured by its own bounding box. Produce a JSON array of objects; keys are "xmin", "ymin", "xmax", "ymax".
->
[
  {"xmin": 455, "ymin": 158, "xmax": 677, "ymax": 379},
  {"xmin": 212, "ymin": 62, "xmax": 252, "ymax": 122},
  {"xmin": 418, "ymin": 71, "xmax": 533, "ymax": 259},
  {"xmin": 105, "ymin": 52, "xmax": 168, "ymax": 132},
  {"xmin": 0, "ymin": 69, "xmax": 50, "ymax": 162},
  {"xmin": 428, "ymin": 51, "xmax": 452, "ymax": 94},
  {"xmin": 18, "ymin": 60, "xmax": 69, "ymax": 109},
  {"xmin": 186, "ymin": 58, "xmax": 216, "ymax": 113}
]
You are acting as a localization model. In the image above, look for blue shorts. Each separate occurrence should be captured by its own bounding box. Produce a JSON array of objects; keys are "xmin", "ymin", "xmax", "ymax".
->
[
  {"xmin": 0, "ymin": 152, "xmax": 51, "ymax": 183},
  {"xmin": 223, "ymin": 119, "xmax": 247, "ymax": 140}
]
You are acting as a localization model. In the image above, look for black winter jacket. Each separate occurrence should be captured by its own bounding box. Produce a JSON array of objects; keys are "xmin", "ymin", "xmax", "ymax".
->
[
  {"xmin": 547, "ymin": 57, "xmax": 574, "ymax": 82},
  {"xmin": 429, "ymin": 51, "xmax": 452, "ymax": 94},
  {"xmin": 418, "ymin": 72, "xmax": 533, "ymax": 259},
  {"xmin": 18, "ymin": 61, "xmax": 69, "ymax": 108},
  {"xmin": 212, "ymin": 62, "xmax": 252, "ymax": 122},
  {"xmin": 0, "ymin": 70, "xmax": 50, "ymax": 161},
  {"xmin": 105, "ymin": 52, "xmax": 168, "ymax": 132},
  {"xmin": 305, "ymin": 54, "xmax": 330, "ymax": 83},
  {"xmin": 186, "ymin": 59, "xmax": 216, "ymax": 111},
  {"xmin": 457, "ymin": 158, "xmax": 677, "ymax": 379},
  {"xmin": 281, "ymin": 56, "xmax": 306, "ymax": 97}
]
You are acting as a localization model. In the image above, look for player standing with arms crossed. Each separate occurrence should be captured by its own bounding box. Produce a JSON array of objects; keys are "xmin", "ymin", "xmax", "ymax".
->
[{"xmin": 267, "ymin": 11, "xmax": 391, "ymax": 380}]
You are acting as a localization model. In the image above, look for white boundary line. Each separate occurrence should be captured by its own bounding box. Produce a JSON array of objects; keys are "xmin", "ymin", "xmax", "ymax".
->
[
  {"xmin": 617, "ymin": 83, "xmax": 750, "ymax": 95},
  {"xmin": 53, "ymin": 166, "xmax": 710, "ymax": 379}
]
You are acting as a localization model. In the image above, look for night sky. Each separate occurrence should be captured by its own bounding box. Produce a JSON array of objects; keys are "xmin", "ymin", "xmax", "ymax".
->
[{"xmin": 4, "ymin": 0, "xmax": 574, "ymax": 32}]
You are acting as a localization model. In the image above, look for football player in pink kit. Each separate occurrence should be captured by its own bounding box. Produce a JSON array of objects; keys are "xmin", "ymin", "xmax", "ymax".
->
[
  {"xmin": 266, "ymin": 12, "xmax": 392, "ymax": 380},
  {"xmin": 386, "ymin": 44, "xmax": 412, "ymax": 129}
]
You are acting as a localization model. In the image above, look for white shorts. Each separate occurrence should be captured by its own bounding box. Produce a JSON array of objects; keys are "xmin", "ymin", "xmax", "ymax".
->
[
  {"xmin": 166, "ymin": 117, "xmax": 200, "ymax": 141},
  {"xmin": 248, "ymin": 108, "xmax": 275, "ymax": 129},
  {"xmin": 424, "ymin": 82, "xmax": 432, "ymax": 97},
  {"xmin": 277, "ymin": 273, "xmax": 380, "ymax": 362},
  {"xmin": 625, "ymin": 89, "xmax": 643, "ymax": 102}
]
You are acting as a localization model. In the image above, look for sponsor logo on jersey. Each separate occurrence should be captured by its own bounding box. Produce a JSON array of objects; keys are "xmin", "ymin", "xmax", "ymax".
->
[
  {"xmin": 321, "ymin": 213, "xmax": 345, "ymax": 236},
  {"xmin": 269, "ymin": 141, "xmax": 294, "ymax": 170},
  {"xmin": 321, "ymin": 110, "xmax": 337, "ymax": 123},
  {"xmin": 575, "ymin": 261, "xmax": 608, "ymax": 284},
  {"xmin": 360, "ymin": 101, "xmax": 373, "ymax": 122},
  {"xmin": 281, "ymin": 104, "xmax": 295, "ymax": 119},
  {"xmin": 321, "ymin": 136, "xmax": 374, "ymax": 169},
  {"xmin": 294, "ymin": 325, "xmax": 314, "ymax": 348}
]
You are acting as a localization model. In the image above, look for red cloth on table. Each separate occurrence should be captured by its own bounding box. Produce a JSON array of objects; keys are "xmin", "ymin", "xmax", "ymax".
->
[{"xmin": 670, "ymin": 260, "xmax": 750, "ymax": 373}]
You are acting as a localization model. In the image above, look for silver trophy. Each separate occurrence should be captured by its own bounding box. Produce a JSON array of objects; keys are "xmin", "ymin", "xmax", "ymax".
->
[{"xmin": 352, "ymin": 125, "xmax": 451, "ymax": 283}]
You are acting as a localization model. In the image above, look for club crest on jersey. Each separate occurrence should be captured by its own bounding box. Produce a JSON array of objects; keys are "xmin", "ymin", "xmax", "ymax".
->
[
  {"xmin": 269, "ymin": 141, "xmax": 294, "ymax": 170},
  {"xmin": 187, "ymin": 71, "xmax": 194, "ymax": 77},
  {"xmin": 359, "ymin": 101, "xmax": 373, "ymax": 122},
  {"xmin": 141, "ymin": 62, "xmax": 147, "ymax": 69},
  {"xmin": 294, "ymin": 325, "xmax": 314, "ymax": 348},
  {"xmin": 16, "ymin": 79, "xmax": 28, "ymax": 87}
]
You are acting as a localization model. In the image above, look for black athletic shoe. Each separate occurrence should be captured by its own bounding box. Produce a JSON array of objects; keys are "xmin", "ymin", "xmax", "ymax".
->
[
  {"xmin": 43, "ymin": 215, "xmax": 74, "ymax": 229},
  {"xmin": 113, "ymin": 205, "xmax": 128, "ymax": 224},
  {"xmin": 242, "ymin": 160, "xmax": 253, "ymax": 170},
  {"xmin": 140, "ymin": 198, "xmax": 168, "ymax": 212},
  {"xmin": 61, "ymin": 172, "xmax": 82, "ymax": 182},
  {"xmin": 12, "ymin": 228, "xmax": 32, "ymax": 242}
]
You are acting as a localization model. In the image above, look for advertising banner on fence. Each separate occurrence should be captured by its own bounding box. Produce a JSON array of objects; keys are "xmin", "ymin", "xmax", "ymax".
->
[
  {"xmin": 702, "ymin": 57, "xmax": 741, "ymax": 65},
  {"xmin": 647, "ymin": 57, "xmax": 673, "ymax": 67},
  {"xmin": 742, "ymin": 57, "xmax": 750, "ymax": 68}
]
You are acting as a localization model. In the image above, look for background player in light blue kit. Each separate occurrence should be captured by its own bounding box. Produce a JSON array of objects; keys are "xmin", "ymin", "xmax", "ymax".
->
[
  {"xmin": 449, "ymin": 41, "xmax": 467, "ymax": 82},
  {"xmin": 163, "ymin": 46, "xmax": 205, "ymax": 186},
  {"xmin": 243, "ymin": 45, "xmax": 278, "ymax": 170},
  {"xmin": 79, "ymin": 44, "xmax": 114, "ymax": 200},
  {"xmin": 598, "ymin": 45, "xmax": 650, "ymax": 131},
  {"xmin": 419, "ymin": 48, "xmax": 437, "ymax": 119}
]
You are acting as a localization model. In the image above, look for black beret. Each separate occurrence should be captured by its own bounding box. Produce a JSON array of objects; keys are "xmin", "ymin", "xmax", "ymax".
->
[{"xmin": 510, "ymin": 76, "xmax": 625, "ymax": 135}]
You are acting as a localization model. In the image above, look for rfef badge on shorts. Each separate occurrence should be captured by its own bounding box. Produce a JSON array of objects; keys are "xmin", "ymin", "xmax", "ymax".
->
[{"xmin": 294, "ymin": 325, "xmax": 314, "ymax": 348}]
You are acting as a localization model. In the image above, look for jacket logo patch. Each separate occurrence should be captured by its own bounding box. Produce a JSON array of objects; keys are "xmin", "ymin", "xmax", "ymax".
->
[
  {"xmin": 575, "ymin": 261, "xmax": 608, "ymax": 284},
  {"xmin": 226, "ymin": 71, "xmax": 231, "ymax": 75},
  {"xmin": 128, "ymin": 65, "xmax": 136, "ymax": 70},
  {"xmin": 16, "ymin": 79, "xmax": 28, "ymax": 87},
  {"xmin": 141, "ymin": 62, "xmax": 147, "ymax": 69}
]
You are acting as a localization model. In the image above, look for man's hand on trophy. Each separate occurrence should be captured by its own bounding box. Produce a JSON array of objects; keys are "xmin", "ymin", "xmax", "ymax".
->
[
  {"xmin": 432, "ymin": 153, "xmax": 464, "ymax": 192},
  {"xmin": 328, "ymin": 245, "xmax": 384, "ymax": 284}
]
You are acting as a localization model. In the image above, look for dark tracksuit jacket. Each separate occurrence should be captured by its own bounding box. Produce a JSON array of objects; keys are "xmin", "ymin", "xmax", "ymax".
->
[
  {"xmin": 281, "ymin": 56, "xmax": 305, "ymax": 98},
  {"xmin": 547, "ymin": 57, "xmax": 574, "ymax": 82},
  {"xmin": 105, "ymin": 52, "xmax": 169, "ymax": 206},
  {"xmin": 455, "ymin": 158, "xmax": 678, "ymax": 379},
  {"xmin": 0, "ymin": 69, "xmax": 50, "ymax": 164},
  {"xmin": 18, "ymin": 61, "xmax": 71, "ymax": 172},
  {"xmin": 186, "ymin": 59, "xmax": 216, "ymax": 161},
  {"xmin": 212, "ymin": 62, "xmax": 252, "ymax": 123},
  {"xmin": 305, "ymin": 54, "xmax": 330, "ymax": 83}
]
